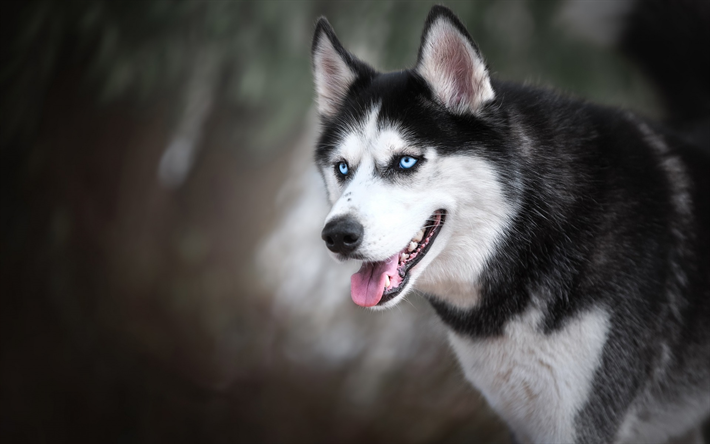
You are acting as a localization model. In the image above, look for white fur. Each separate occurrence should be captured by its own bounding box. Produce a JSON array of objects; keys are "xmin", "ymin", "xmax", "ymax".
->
[
  {"xmin": 324, "ymin": 104, "xmax": 441, "ymax": 265},
  {"xmin": 413, "ymin": 152, "xmax": 516, "ymax": 309},
  {"xmin": 448, "ymin": 306, "xmax": 611, "ymax": 444},
  {"xmin": 321, "ymin": 103, "xmax": 515, "ymax": 309}
]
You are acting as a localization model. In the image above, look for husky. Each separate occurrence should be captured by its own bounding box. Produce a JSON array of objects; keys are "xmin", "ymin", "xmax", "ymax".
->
[{"xmin": 310, "ymin": 4, "xmax": 710, "ymax": 443}]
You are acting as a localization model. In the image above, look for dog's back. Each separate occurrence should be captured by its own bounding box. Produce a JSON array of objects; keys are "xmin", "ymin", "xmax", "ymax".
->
[{"xmin": 438, "ymin": 79, "xmax": 710, "ymax": 444}]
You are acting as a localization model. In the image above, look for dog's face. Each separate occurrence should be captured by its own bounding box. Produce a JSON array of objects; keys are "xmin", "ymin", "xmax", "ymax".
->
[{"xmin": 312, "ymin": 6, "xmax": 517, "ymax": 309}]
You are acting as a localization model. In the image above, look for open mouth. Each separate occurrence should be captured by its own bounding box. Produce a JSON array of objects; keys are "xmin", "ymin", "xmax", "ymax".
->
[{"xmin": 350, "ymin": 210, "xmax": 446, "ymax": 307}]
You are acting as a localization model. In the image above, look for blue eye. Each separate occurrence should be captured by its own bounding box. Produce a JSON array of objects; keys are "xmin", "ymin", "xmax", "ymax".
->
[
  {"xmin": 337, "ymin": 162, "xmax": 349, "ymax": 176},
  {"xmin": 399, "ymin": 156, "xmax": 418, "ymax": 169}
]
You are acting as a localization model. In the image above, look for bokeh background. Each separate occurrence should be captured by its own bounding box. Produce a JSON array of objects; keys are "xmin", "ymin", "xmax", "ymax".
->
[{"xmin": 0, "ymin": 1, "xmax": 667, "ymax": 442}]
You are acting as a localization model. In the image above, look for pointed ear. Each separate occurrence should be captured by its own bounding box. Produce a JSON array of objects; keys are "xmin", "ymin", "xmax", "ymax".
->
[
  {"xmin": 312, "ymin": 18, "xmax": 373, "ymax": 118},
  {"xmin": 416, "ymin": 6, "xmax": 494, "ymax": 115}
]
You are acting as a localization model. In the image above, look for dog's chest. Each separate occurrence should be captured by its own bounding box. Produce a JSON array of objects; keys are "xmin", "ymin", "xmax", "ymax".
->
[{"xmin": 447, "ymin": 308, "xmax": 610, "ymax": 444}]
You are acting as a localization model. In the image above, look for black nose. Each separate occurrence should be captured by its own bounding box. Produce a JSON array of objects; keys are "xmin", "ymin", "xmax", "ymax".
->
[{"xmin": 321, "ymin": 215, "xmax": 364, "ymax": 255}]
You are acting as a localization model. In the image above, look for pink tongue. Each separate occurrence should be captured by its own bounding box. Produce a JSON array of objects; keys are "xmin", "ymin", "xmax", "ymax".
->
[{"xmin": 351, "ymin": 253, "xmax": 400, "ymax": 307}]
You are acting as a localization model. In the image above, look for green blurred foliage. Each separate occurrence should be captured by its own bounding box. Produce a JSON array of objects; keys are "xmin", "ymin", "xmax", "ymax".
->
[{"xmin": 1, "ymin": 0, "xmax": 656, "ymax": 153}]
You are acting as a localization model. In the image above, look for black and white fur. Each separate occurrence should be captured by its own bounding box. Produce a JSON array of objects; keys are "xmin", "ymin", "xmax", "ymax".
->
[{"xmin": 311, "ymin": 4, "xmax": 710, "ymax": 443}]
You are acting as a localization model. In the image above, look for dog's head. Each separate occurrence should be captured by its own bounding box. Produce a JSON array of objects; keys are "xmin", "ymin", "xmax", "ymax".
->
[{"xmin": 312, "ymin": 6, "xmax": 517, "ymax": 309}]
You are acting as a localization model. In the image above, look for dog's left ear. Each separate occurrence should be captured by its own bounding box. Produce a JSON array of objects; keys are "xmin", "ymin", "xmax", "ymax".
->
[
  {"xmin": 416, "ymin": 6, "xmax": 494, "ymax": 115},
  {"xmin": 312, "ymin": 17, "xmax": 374, "ymax": 118}
]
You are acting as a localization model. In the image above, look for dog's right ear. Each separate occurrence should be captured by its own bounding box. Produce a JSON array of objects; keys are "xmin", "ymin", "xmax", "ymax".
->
[{"xmin": 312, "ymin": 18, "xmax": 373, "ymax": 118}]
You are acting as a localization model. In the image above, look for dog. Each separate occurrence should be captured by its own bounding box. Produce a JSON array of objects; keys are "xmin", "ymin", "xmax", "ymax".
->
[{"xmin": 310, "ymin": 4, "xmax": 710, "ymax": 443}]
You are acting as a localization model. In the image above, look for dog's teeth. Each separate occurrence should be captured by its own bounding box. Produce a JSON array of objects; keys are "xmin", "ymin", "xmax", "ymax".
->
[
  {"xmin": 400, "ymin": 253, "xmax": 409, "ymax": 262},
  {"xmin": 408, "ymin": 242, "xmax": 417, "ymax": 252},
  {"xmin": 413, "ymin": 229, "xmax": 424, "ymax": 243},
  {"xmin": 385, "ymin": 274, "xmax": 391, "ymax": 288}
]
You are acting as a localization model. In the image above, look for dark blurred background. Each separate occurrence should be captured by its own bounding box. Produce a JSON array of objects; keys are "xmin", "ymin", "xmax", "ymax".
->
[{"xmin": 0, "ymin": 1, "xmax": 666, "ymax": 442}]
